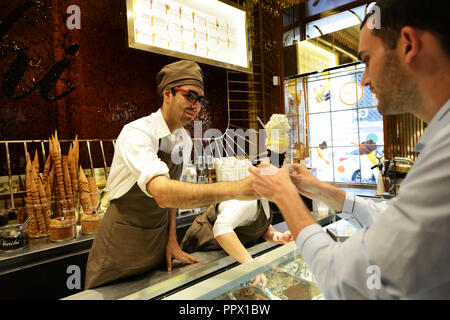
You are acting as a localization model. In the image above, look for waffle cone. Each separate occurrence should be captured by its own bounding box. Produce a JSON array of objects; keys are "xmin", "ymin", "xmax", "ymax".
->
[
  {"xmin": 80, "ymin": 195, "xmax": 94, "ymax": 214},
  {"xmin": 25, "ymin": 171, "xmax": 40, "ymax": 236},
  {"xmin": 29, "ymin": 171, "xmax": 47, "ymax": 234},
  {"xmin": 74, "ymin": 136, "xmax": 79, "ymax": 175},
  {"xmin": 63, "ymin": 159, "xmax": 74, "ymax": 208},
  {"xmin": 42, "ymin": 153, "xmax": 52, "ymax": 185},
  {"xmin": 50, "ymin": 136, "xmax": 68, "ymax": 210},
  {"xmin": 87, "ymin": 176, "xmax": 98, "ymax": 208},
  {"xmin": 37, "ymin": 178, "xmax": 51, "ymax": 229},
  {"xmin": 78, "ymin": 166, "xmax": 92, "ymax": 212},
  {"xmin": 68, "ymin": 150, "xmax": 78, "ymax": 202},
  {"xmin": 32, "ymin": 150, "xmax": 40, "ymax": 173}
]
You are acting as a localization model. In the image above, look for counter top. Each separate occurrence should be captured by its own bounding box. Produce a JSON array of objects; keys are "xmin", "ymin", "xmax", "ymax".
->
[
  {"xmin": 63, "ymin": 241, "xmax": 279, "ymax": 300},
  {"xmin": 0, "ymin": 225, "xmax": 94, "ymax": 273},
  {"xmin": 0, "ymin": 211, "xmax": 202, "ymax": 274}
]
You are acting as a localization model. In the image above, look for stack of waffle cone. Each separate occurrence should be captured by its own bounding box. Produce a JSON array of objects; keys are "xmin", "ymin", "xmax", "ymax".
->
[
  {"xmin": 87, "ymin": 176, "xmax": 99, "ymax": 210},
  {"xmin": 23, "ymin": 132, "xmax": 83, "ymax": 236},
  {"xmin": 26, "ymin": 153, "xmax": 50, "ymax": 237},
  {"xmin": 50, "ymin": 132, "xmax": 68, "ymax": 213},
  {"xmin": 67, "ymin": 144, "xmax": 78, "ymax": 205},
  {"xmin": 42, "ymin": 152, "xmax": 52, "ymax": 185},
  {"xmin": 25, "ymin": 169, "xmax": 39, "ymax": 237},
  {"xmin": 79, "ymin": 166, "xmax": 94, "ymax": 214}
]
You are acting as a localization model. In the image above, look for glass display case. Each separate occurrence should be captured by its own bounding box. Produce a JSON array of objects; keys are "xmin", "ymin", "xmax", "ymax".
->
[{"xmin": 164, "ymin": 242, "xmax": 324, "ymax": 300}]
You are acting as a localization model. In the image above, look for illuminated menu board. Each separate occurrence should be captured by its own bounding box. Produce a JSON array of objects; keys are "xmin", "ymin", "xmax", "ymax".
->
[{"xmin": 126, "ymin": 0, "xmax": 250, "ymax": 72}]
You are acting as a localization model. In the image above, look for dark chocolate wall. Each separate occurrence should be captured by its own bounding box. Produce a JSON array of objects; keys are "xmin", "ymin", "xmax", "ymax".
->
[{"xmin": 0, "ymin": 0, "xmax": 228, "ymax": 141}]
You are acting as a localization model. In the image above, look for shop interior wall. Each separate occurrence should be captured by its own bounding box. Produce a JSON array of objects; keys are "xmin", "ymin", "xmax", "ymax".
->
[{"xmin": 0, "ymin": 0, "xmax": 228, "ymax": 176}]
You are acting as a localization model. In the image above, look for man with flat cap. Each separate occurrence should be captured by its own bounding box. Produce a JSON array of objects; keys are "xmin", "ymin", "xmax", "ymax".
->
[{"xmin": 85, "ymin": 60, "xmax": 258, "ymax": 289}]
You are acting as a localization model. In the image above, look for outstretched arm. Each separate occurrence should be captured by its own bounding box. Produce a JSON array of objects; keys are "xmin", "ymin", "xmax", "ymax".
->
[
  {"xmin": 216, "ymin": 232, "xmax": 253, "ymax": 264},
  {"xmin": 147, "ymin": 174, "xmax": 259, "ymax": 209},
  {"xmin": 215, "ymin": 232, "xmax": 268, "ymax": 289},
  {"xmin": 263, "ymin": 225, "xmax": 293, "ymax": 244}
]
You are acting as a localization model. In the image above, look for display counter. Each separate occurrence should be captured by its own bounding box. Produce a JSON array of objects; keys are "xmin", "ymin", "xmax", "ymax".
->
[
  {"xmin": 64, "ymin": 240, "xmax": 280, "ymax": 300},
  {"xmin": 164, "ymin": 241, "xmax": 322, "ymax": 300},
  {"xmin": 65, "ymin": 217, "xmax": 334, "ymax": 300}
]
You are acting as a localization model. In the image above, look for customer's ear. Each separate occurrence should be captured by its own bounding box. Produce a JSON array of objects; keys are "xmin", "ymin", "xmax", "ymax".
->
[{"xmin": 400, "ymin": 26, "xmax": 421, "ymax": 64}]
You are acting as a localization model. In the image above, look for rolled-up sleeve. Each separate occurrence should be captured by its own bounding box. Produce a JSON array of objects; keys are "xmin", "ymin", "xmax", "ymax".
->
[{"xmin": 117, "ymin": 127, "xmax": 170, "ymax": 197}]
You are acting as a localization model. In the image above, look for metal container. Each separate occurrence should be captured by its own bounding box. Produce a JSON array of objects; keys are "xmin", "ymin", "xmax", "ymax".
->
[{"xmin": 0, "ymin": 222, "xmax": 29, "ymax": 252}]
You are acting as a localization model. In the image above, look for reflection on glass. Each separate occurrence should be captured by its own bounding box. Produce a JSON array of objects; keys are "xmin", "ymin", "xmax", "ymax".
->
[
  {"xmin": 330, "ymin": 74, "xmax": 361, "ymax": 111},
  {"xmin": 358, "ymin": 107, "xmax": 384, "ymax": 145},
  {"xmin": 331, "ymin": 110, "xmax": 359, "ymax": 147},
  {"xmin": 333, "ymin": 146, "xmax": 382, "ymax": 184},
  {"xmin": 333, "ymin": 147, "xmax": 362, "ymax": 183},
  {"xmin": 310, "ymin": 147, "xmax": 333, "ymax": 182},
  {"xmin": 357, "ymin": 72, "xmax": 379, "ymax": 108},
  {"xmin": 307, "ymin": 79, "xmax": 330, "ymax": 114},
  {"xmin": 286, "ymin": 64, "xmax": 384, "ymax": 185},
  {"xmin": 308, "ymin": 113, "xmax": 331, "ymax": 147},
  {"xmin": 215, "ymin": 253, "xmax": 323, "ymax": 300}
]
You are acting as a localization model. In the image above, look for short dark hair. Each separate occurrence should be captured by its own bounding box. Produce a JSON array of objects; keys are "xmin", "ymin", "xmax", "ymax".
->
[{"xmin": 362, "ymin": 0, "xmax": 450, "ymax": 55}]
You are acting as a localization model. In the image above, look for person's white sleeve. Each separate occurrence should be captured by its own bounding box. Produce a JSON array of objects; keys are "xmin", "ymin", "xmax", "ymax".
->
[
  {"xmin": 116, "ymin": 127, "xmax": 170, "ymax": 197},
  {"xmin": 338, "ymin": 193, "xmax": 389, "ymax": 228},
  {"xmin": 213, "ymin": 200, "xmax": 258, "ymax": 238}
]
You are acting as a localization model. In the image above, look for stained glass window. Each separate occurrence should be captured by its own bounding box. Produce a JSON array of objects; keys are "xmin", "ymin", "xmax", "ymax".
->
[{"xmin": 285, "ymin": 64, "xmax": 384, "ymax": 184}]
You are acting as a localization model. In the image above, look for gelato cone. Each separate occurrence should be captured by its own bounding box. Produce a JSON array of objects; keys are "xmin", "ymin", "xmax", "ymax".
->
[{"xmin": 265, "ymin": 114, "xmax": 291, "ymax": 167}]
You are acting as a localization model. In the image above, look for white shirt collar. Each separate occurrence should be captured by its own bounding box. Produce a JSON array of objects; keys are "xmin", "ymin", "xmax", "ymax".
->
[
  {"xmin": 154, "ymin": 108, "xmax": 172, "ymax": 140},
  {"xmin": 415, "ymin": 99, "xmax": 450, "ymax": 153}
]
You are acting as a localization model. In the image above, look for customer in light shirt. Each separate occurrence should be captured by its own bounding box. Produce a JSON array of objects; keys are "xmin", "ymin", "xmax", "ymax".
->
[{"xmin": 249, "ymin": 0, "xmax": 450, "ymax": 299}]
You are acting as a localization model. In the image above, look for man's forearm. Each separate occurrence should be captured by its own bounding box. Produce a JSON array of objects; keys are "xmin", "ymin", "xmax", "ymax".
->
[
  {"xmin": 314, "ymin": 181, "xmax": 346, "ymax": 213},
  {"xmin": 148, "ymin": 177, "xmax": 253, "ymax": 209},
  {"xmin": 274, "ymin": 187, "xmax": 318, "ymax": 240}
]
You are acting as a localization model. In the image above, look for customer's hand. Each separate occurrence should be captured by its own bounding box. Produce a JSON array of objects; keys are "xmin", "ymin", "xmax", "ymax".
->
[
  {"xmin": 248, "ymin": 164, "xmax": 296, "ymax": 202},
  {"xmin": 286, "ymin": 163, "xmax": 323, "ymax": 200},
  {"xmin": 236, "ymin": 174, "xmax": 260, "ymax": 201}
]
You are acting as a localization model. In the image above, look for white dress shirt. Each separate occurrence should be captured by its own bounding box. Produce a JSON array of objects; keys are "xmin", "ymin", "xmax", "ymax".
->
[
  {"xmin": 213, "ymin": 199, "xmax": 270, "ymax": 238},
  {"xmin": 106, "ymin": 109, "xmax": 193, "ymax": 200},
  {"xmin": 296, "ymin": 99, "xmax": 450, "ymax": 299}
]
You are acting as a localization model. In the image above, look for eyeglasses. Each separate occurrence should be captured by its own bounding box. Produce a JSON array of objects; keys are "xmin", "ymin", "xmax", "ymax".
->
[{"xmin": 172, "ymin": 87, "xmax": 208, "ymax": 108}]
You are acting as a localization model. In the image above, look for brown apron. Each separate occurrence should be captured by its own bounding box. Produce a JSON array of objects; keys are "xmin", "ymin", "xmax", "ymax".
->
[
  {"xmin": 180, "ymin": 200, "xmax": 273, "ymax": 254},
  {"xmin": 85, "ymin": 141, "xmax": 183, "ymax": 289}
]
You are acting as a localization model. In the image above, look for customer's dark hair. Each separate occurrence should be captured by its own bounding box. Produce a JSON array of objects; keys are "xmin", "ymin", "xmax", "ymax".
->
[{"xmin": 361, "ymin": 0, "xmax": 450, "ymax": 55}]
